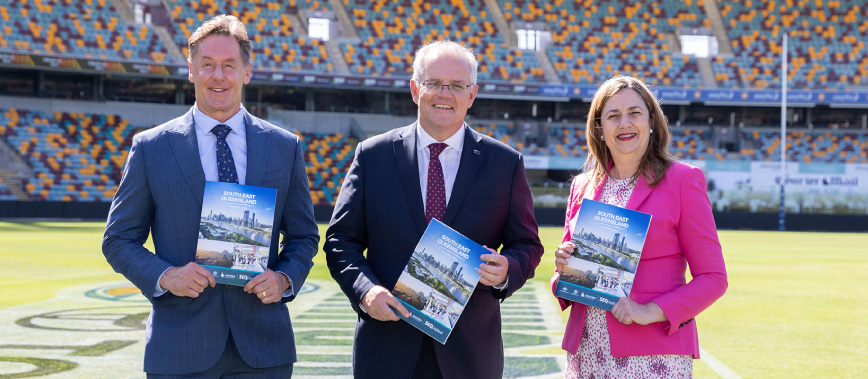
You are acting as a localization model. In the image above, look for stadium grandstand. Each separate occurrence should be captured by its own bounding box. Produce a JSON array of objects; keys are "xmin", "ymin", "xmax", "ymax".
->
[{"xmin": 1, "ymin": 0, "xmax": 866, "ymax": 230}]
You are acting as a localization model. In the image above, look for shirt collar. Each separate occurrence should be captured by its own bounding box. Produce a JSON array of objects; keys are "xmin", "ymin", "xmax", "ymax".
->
[
  {"xmin": 193, "ymin": 105, "xmax": 247, "ymax": 137},
  {"xmin": 415, "ymin": 122, "xmax": 466, "ymax": 153}
]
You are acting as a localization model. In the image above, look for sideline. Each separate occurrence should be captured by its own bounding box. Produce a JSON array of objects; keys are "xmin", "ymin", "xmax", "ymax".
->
[{"xmin": 700, "ymin": 347, "xmax": 741, "ymax": 379}]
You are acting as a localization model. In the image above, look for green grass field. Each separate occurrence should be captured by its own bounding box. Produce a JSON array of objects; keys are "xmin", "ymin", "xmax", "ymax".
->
[{"xmin": 1, "ymin": 221, "xmax": 866, "ymax": 378}]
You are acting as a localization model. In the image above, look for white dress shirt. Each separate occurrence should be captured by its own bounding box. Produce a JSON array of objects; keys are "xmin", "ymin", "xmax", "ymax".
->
[
  {"xmin": 416, "ymin": 122, "xmax": 465, "ymax": 209},
  {"xmin": 193, "ymin": 106, "xmax": 248, "ymax": 184}
]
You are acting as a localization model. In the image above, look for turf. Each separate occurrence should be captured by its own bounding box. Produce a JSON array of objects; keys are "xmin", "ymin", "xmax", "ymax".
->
[
  {"xmin": 0, "ymin": 222, "xmax": 124, "ymax": 309},
  {"xmin": 1, "ymin": 221, "xmax": 867, "ymax": 378}
]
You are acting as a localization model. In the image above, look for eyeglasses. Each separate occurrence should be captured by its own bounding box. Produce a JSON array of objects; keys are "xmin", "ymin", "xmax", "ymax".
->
[{"xmin": 420, "ymin": 81, "xmax": 474, "ymax": 95}]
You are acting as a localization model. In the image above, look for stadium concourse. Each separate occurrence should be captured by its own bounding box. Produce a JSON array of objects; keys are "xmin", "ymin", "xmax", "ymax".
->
[{"xmin": 0, "ymin": 0, "xmax": 867, "ymax": 230}]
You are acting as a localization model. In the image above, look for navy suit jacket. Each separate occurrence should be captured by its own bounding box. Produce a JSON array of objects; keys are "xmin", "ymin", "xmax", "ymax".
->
[
  {"xmin": 102, "ymin": 107, "xmax": 319, "ymax": 374},
  {"xmin": 324, "ymin": 123, "xmax": 544, "ymax": 379}
]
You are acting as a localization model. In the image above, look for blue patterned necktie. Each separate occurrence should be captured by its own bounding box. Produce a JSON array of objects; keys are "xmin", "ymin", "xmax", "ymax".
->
[
  {"xmin": 211, "ymin": 124, "xmax": 239, "ymax": 184},
  {"xmin": 425, "ymin": 143, "xmax": 448, "ymax": 224}
]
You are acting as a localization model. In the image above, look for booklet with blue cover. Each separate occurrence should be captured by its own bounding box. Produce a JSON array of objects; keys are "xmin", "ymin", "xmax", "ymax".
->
[
  {"xmin": 195, "ymin": 181, "xmax": 277, "ymax": 286},
  {"xmin": 555, "ymin": 199, "xmax": 652, "ymax": 311},
  {"xmin": 391, "ymin": 219, "xmax": 486, "ymax": 344}
]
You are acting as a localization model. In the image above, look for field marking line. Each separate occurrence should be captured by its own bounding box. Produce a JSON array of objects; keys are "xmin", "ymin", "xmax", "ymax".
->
[{"xmin": 700, "ymin": 346, "xmax": 741, "ymax": 379}]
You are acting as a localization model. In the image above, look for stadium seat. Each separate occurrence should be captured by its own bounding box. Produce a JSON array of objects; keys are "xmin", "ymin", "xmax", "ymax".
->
[
  {"xmin": 162, "ymin": 0, "xmax": 333, "ymax": 73},
  {"xmin": 0, "ymin": 1, "xmax": 170, "ymax": 63},
  {"xmin": 0, "ymin": 107, "xmax": 138, "ymax": 201},
  {"xmin": 715, "ymin": 0, "xmax": 868, "ymax": 89},
  {"xmin": 298, "ymin": 132, "xmax": 353, "ymax": 205},
  {"xmin": 499, "ymin": 0, "xmax": 705, "ymax": 87},
  {"xmin": 340, "ymin": 0, "xmax": 546, "ymax": 83},
  {"xmin": 740, "ymin": 129, "xmax": 868, "ymax": 163}
]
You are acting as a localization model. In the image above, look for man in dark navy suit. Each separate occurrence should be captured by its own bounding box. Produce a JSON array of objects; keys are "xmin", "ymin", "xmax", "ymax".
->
[{"xmin": 325, "ymin": 40, "xmax": 544, "ymax": 379}]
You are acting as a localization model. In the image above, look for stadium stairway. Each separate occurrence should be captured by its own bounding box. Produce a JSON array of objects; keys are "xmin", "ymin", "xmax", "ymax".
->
[
  {"xmin": 484, "ymin": 0, "xmax": 517, "ymax": 47},
  {"xmin": 328, "ymin": 0, "xmax": 359, "ymax": 39},
  {"xmin": 109, "ymin": 0, "xmax": 135, "ymax": 21},
  {"xmin": 0, "ymin": 169, "xmax": 31, "ymax": 201},
  {"xmin": 0, "ymin": 135, "xmax": 33, "ymax": 200},
  {"xmin": 702, "ymin": 0, "xmax": 734, "ymax": 55},
  {"xmin": 108, "ymin": 0, "xmax": 186, "ymax": 63}
]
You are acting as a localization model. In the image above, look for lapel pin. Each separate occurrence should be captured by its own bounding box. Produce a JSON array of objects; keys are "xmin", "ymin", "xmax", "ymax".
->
[{"xmin": 473, "ymin": 149, "xmax": 481, "ymax": 155}]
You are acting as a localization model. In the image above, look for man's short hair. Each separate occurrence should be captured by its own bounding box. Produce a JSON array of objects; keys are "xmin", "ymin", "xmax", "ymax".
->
[
  {"xmin": 188, "ymin": 14, "xmax": 252, "ymax": 66},
  {"xmin": 412, "ymin": 40, "xmax": 478, "ymax": 85}
]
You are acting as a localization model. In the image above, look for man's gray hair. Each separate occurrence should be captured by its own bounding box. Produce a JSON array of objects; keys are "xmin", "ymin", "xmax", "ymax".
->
[{"xmin": 411, "ymin": 40, "xmax": 478, "ymax": 85}]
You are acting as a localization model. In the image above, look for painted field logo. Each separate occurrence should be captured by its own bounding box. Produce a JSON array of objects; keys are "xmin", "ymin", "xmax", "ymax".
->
[
  {"xmin": 297, "ymin": 282, "xmax": 319, "ymax": 296},
  {"xmin": 1, "ymin": 280, "xmax": 561, "ymax": 378},
  {"xmin": 84, "ymin": 283, "xmax": 147, "ymax": 303}
]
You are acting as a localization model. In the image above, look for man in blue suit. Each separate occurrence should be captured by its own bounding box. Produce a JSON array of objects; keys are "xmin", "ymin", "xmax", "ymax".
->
[
  {"xmin": 324, "ymin": 41, "xmax": 544, "ymax": 379},
  {"xmin": 102, "ymin": 15, "xmax": 318, "ymax": 377}
]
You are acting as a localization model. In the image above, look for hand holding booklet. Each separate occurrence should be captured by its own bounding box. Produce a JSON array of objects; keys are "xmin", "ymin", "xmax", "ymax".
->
[
  {"xmin": 555, "ymin": 199, "xmax": 652, "ymax": 311},
  {"xmin": 390, "ymin": 219, "xmax": 486, "ymax": 344},
  {"xmin": 195, "ymin": 181, "xmax": 277, "ymax": 286}
]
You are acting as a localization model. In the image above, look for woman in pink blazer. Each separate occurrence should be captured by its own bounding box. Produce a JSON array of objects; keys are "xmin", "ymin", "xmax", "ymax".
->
[{"xmin": 552, "ymin": 76, "xmax": 728, "ymax": 378}]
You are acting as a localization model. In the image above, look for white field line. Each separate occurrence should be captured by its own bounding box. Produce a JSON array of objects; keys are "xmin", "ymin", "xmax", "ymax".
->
[{"xmin": 700, "ymin": 347, "xmax": 742, "ymax": 379}]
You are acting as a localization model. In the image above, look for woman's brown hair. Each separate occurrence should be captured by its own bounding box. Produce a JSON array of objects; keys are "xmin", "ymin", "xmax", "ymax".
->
[{"xmin": 583, "ymin": 76, "xmax": 674, "ymax": 189}]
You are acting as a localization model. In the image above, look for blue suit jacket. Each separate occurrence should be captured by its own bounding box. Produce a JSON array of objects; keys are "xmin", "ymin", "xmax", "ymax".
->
[
  {"xmin": 102, "ymin": 107, "xmax": 319, "ymax": 374},
  {"xmin": 324, "ymin": 124, "xmax": 544, "ymax": 379}
]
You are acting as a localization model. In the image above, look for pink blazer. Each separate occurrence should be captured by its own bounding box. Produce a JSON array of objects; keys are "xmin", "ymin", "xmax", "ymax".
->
[{"xmin": 550, "ymin": 162, "xmax": 727, "ymax": 358}]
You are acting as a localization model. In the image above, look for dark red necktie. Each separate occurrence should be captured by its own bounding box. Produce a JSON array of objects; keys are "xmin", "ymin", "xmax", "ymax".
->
[
  {"xmin": 425, "ymin": 143, "xmax": 448, "ymax": 224},
  {"xmin": 211, "ymin": 124, "xmax": 239, "ymax": 184}
]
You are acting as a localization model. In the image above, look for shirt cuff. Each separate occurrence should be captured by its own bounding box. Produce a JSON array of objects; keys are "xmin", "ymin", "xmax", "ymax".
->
[
  {"xmin": 493, "ymin": 277, "xmax": 509, "ymax": 290},
  {"xmin": 358, "ymin": 287, "xmax": 372, "ymax": 314},
  {"xmin": 154, "ymin": 267, "xmax": 171, "ymax": 297},
  {"xmin": 277, "ymin": 271, "xmax": 294, "ymax": 297}
]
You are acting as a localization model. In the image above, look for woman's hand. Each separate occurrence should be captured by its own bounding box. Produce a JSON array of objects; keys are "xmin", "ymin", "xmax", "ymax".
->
[
  {"xmin": 612, "ymin": 297, "xmax": 667, "ymax": 325},
  {"xmin": 554, "ymin": 242, "xmax": 576, "ymax": 273}
]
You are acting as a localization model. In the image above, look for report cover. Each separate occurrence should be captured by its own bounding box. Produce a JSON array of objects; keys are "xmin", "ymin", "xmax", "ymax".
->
[
  {"xmin": 195, "ymin": 181, "xmax": 277, "ymax": 286},
  {"xmin": 391, "ymin": 219, "xmax": 486, "ymax": 344},
  {"xmin": 556, "ymin": 199, "xmax": 652, "ymax": 311}
]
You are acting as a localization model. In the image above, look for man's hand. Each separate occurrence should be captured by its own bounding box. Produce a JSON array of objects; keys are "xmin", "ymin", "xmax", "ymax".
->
[
  {"xmin": 361, "ymin": 285, "xmax": 409, "ymax": 321},
  {"xmin": 554, "ymin": 242, "xmax": 575, "ymax": 274},
  {"xmin": 611, "ymin": 298, "xmax": 667, "ymax": 326},
  {"xmin": 478, "ymin": 246, "xmax": 508, "ymax": 287},
  {"xmin": 159, "ymin": 262, "xmax": 216, "ymax": 298},
  {"xmin": 245, "ymin": 269, "xmax": 290, "ymax": 304}
]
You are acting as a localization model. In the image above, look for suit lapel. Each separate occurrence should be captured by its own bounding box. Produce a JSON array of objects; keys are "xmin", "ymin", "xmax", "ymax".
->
[
  {"xmin": 168, "ymin": 108, "xmax": 206, "ymax": 206},
  {"xmin": 243, "ymin": 112, "xmax": 271, "ymax": 187},
  {"xmin": 443, "ymin": 126, "xmax": 484, "ymax": 225},
  {"xmin": 394, "ymin": 124, "xmax": 427, "ymax": 235},
  {"xmin": 592, "ymin": 176, "xmax": 605, "ymax": 201},
  {"xmin": 626, "ymin": 174, "xmax": 653, "ymax": 210}
]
